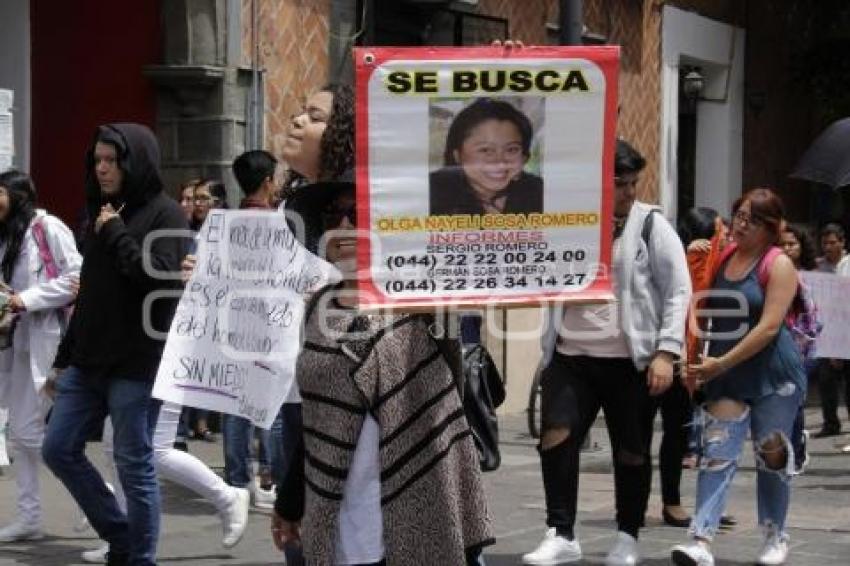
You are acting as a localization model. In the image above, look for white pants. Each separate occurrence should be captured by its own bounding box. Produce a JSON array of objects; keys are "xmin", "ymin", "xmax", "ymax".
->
[
  {"xmin": 102, "ymin": 401, "xmax": 234, "ymax": 512},
  {"xmin": 1, "ymin": 352, "xmax": 45, "ymax": 525},
  {"xmin": 0, "ymin": 408, "xmax": 9, "ymax": 467}
]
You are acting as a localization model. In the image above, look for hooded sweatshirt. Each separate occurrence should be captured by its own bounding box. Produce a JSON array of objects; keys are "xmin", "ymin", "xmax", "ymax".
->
[{"xmin": 53, "ymin": 123, "xmax": 189, "ymax": 380}]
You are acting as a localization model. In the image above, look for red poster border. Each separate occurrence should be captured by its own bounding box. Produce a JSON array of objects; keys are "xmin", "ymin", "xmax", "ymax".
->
[{"xmin": 354, "ymin": 46, "xmax": 619, "ymax": 309}]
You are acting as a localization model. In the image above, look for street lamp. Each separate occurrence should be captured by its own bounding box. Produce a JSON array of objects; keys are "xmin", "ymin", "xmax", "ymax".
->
[{"xmin": 682, "ymin": 68, "xmax": 705, "ymax": 99}]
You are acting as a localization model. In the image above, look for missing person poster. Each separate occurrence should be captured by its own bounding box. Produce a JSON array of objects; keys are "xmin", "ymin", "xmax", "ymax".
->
[{"xmin": 354, "ymin": 46, "xmax": 619, "ymax": 309}]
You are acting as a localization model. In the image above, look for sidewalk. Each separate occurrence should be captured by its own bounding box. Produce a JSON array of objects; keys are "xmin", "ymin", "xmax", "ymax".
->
[
  {"xmin": 1, "ymin": 407, "xmax": 848, "ymax": 565},
  {"xmin": 485, "ymin": 408, "xmax": 850, "ymax": 565}
]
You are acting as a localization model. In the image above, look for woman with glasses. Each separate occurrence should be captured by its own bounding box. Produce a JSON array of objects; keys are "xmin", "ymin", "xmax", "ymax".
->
[
  {"xmin": 671, "ymin": 188, "xmax": 805, "ymax": 566},
  {"xmin": 191, "ymin": 179, "xmax": 228, "ymax": 231}
]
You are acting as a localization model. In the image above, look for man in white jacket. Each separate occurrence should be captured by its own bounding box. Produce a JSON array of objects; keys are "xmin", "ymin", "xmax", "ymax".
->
[{"xmin": 523, "ymin": 140, "xmax": 691, "ymax": 566}]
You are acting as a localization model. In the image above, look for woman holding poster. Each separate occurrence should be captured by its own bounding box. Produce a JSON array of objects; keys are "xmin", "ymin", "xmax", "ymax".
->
[
  {"xmin": 429, "ymin": 97, "xmax": 543, "ymax": 216},
  {"xmin": 273, "ymin": 181, "xmax": 493, "ymax": 565}
]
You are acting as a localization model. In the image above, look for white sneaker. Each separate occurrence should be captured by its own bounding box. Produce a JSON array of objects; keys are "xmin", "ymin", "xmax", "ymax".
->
[
  {"xmin": 81, "ymin": 542, "xmax": 110, "ymax": 563},
  {"xmin": 757, "ymin": 532, "xmax": 789, "ymax": 565},
  {"xmin": 0, "ymin": 521, "xmax": 44, "ymax": 543},
  {"xmin": 522, "ymin": 527, "xmax": 582, "ymax": 565},
  {"xmin": 221, "ymin": 487, "xmax": 250, "ymax": 548},
  {"xmin": 671, "ymin": 541, "xmax": 715, "ymax": 566},
  {"xmin": 250, "ymin": 481, "xmax": 276, "ymax": 510},
  {"xmin": 73, "ymin": 507, "xmax": 91, "ymax": 533},
  {"xmin": 605, "ymin": 531, "xmax": 639, "ymax": 565}
]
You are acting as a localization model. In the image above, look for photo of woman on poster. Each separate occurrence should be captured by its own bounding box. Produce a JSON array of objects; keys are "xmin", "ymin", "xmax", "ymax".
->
[{"xmin": 429, "ymin": 97, "xmax": 544, "ymax": 216}]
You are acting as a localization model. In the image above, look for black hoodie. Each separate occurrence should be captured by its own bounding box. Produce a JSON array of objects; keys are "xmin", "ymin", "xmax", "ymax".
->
[{"xmin": 54, "ymin": 123, "xmax": 189, "ymax": 380}]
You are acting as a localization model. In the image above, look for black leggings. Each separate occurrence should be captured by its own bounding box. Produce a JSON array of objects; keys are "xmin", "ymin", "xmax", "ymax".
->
[
  {"xmin": 639, "ymin": 376, "xmax": 692, "ymax": 510},
  {"xmin": 539, "ymin": 354, "xmax": 651, "ymax": 539}
]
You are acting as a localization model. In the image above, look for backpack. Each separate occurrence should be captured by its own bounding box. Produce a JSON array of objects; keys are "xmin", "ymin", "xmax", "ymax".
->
[
  {"xmin": 31, "ymin": 217, "xmax": 74, "ymax": 334},
  {"xmin": 713, "ymin": 243, "xmax": 822, "ymax": 359}
]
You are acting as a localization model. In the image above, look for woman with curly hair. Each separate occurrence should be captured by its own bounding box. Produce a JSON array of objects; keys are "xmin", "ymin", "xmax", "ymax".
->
[
  {"xmin": 268, "ymin": 83, "xmax": 356, "ymax": 563},
  {"xmin": 282, "ymin": 84, "xmax": 355, "ymax": 187}
]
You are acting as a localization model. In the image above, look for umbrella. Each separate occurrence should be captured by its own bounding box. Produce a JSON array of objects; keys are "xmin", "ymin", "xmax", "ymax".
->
[{"xmin": 790, "ymin": 117, "xmax": 850, "ymax": 188}]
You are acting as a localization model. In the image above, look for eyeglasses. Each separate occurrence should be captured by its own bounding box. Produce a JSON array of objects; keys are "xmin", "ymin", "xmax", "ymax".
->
[
  {"xmin": 732, "ymin": 210, "xmax": 766, "ymax": 227},
  {"xmin": 194, "ymin": 196, "xmax": 219, "ymax": 205},
  {"xmin": 322, "ymin": 207, "xmax": 356, "ymax": 229}
]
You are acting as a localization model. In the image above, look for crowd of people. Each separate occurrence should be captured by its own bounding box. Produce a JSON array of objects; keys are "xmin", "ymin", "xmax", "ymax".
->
[{"xmin": 0, "ymin": 78, "xmax": 847, "ymax": 566}]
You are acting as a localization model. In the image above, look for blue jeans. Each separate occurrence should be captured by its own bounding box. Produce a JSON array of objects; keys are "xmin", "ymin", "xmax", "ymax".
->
[
  {"xmin": 690, "ymin": 384, "xmax": 802, "ymax": 541},
  {"xmin": 42, "ymin": 367, "xmax": 161, "ymax": 565},
  {"xmin": 223, "ymin": 413, "xmax": 283, "ymax": 487}
]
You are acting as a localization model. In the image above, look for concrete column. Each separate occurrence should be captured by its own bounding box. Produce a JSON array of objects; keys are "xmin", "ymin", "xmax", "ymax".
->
[{"xmin": 145, "ymin": 0, "xmax": 253, "ymax": 205}]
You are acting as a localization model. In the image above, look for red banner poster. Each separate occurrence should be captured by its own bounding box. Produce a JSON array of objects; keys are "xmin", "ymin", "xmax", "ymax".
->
[{"xmin": 354, "ymin": 46, "xmax": 619, "ymax": 309}]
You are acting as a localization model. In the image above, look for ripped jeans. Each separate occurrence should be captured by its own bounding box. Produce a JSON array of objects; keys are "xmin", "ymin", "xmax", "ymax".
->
[{"xmin": 690, "ymin": 383, "xmax": 802, "ymax": 541}]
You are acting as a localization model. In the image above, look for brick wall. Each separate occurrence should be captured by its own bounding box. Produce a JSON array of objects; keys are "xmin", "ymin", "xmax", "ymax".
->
[
  {"xmin": 476, "ymin": 0, "xmax": 554, "ymax": 45},
  {"xmin": 246, "ymin": 0, "xmax": 668, "ymax": 205},
  {"xmin": 243, "ymin": 0, "xmax": 331, "ymax": 157},
  {"xmin": 584, "ymin": 0, "xmax": 663, "ymax": 203}
]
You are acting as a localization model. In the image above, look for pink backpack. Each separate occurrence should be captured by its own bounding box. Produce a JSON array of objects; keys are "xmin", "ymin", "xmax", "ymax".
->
[
  {"xmin": 31, "ymin": 218, "xmax": 74, "ymax": 329},
  {"xmin": 31, "ymin": 219, "xmax": 59, "ymax": 280}
]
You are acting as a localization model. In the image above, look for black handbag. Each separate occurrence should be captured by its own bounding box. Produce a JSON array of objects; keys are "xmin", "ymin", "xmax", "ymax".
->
[
  {"xmin": 421, "ymin": 314, "xmax": 505, "ymax": 472},
  {"xmin": 462, "ymin": 344, "xmax": 505, "ymax": 472}
]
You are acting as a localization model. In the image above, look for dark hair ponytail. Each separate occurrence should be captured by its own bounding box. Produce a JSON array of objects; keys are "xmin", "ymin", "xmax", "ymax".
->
[
  {"xmin": 677, "ymin": 207, "xmax": 720, "ymax": 247},
  {"xmin": 0, "ymin": 170, "xmax": 38, "ymax": 283}
]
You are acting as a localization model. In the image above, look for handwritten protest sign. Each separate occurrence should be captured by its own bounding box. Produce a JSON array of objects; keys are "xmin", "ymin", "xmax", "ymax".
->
[
  {"xmin": 153, "ymin": 210, "xmax": 332, "ymax": 428},
  {"xmin": 801, "ymin": 271, "xmax": 850, "ymax": 360},
  {"xmin": 354, "ymin": 46, "xmax": 619, "ymax": 309}
]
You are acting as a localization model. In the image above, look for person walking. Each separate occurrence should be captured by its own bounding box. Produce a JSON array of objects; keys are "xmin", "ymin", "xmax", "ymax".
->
[
  {"xmin": 522, "ymin": 140, "xmax": 691, "ymax": 566},
  {"xmin": 635, "ymin": 207, "xmax": 726, "ymax": 531},
  {"xmin": 781, "ymin": 223, "xmax": 820, "ymax": 471},
  {"xmin": 271, "ymin": 180, "xmax": 493, "ymax": 565},
  {"xmin": 812, "ymin": 223, "xmax": 849, "ymax": 438},
  {"xmin": 219, "ymin": 153, "xmax": 285, "ymax": 509},
  {"xmin": 670, "ymin": 188, "xmax": 805, "ymax": 566},
  {"xmin": 41, "ymin": 123, "xmax": 188, "ymax": 566},
  {"xmin": 0, "ymin": 170, "xmax": 82, "ymax": 542}
]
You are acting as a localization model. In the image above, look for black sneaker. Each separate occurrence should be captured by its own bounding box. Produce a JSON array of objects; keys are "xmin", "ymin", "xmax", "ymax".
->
[
  {"xmin": 812, "ymin": 427, "xmax": 841, "ymax": 439},
  {"xmin": 105, "ymin": 551, "xmax": 129, "ymax": 566}
]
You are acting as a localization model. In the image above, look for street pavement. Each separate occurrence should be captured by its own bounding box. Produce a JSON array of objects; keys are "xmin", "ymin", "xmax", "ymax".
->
[{"xmin": 1, "ymin": 407, "xmax": 848, "ymax": 565}]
